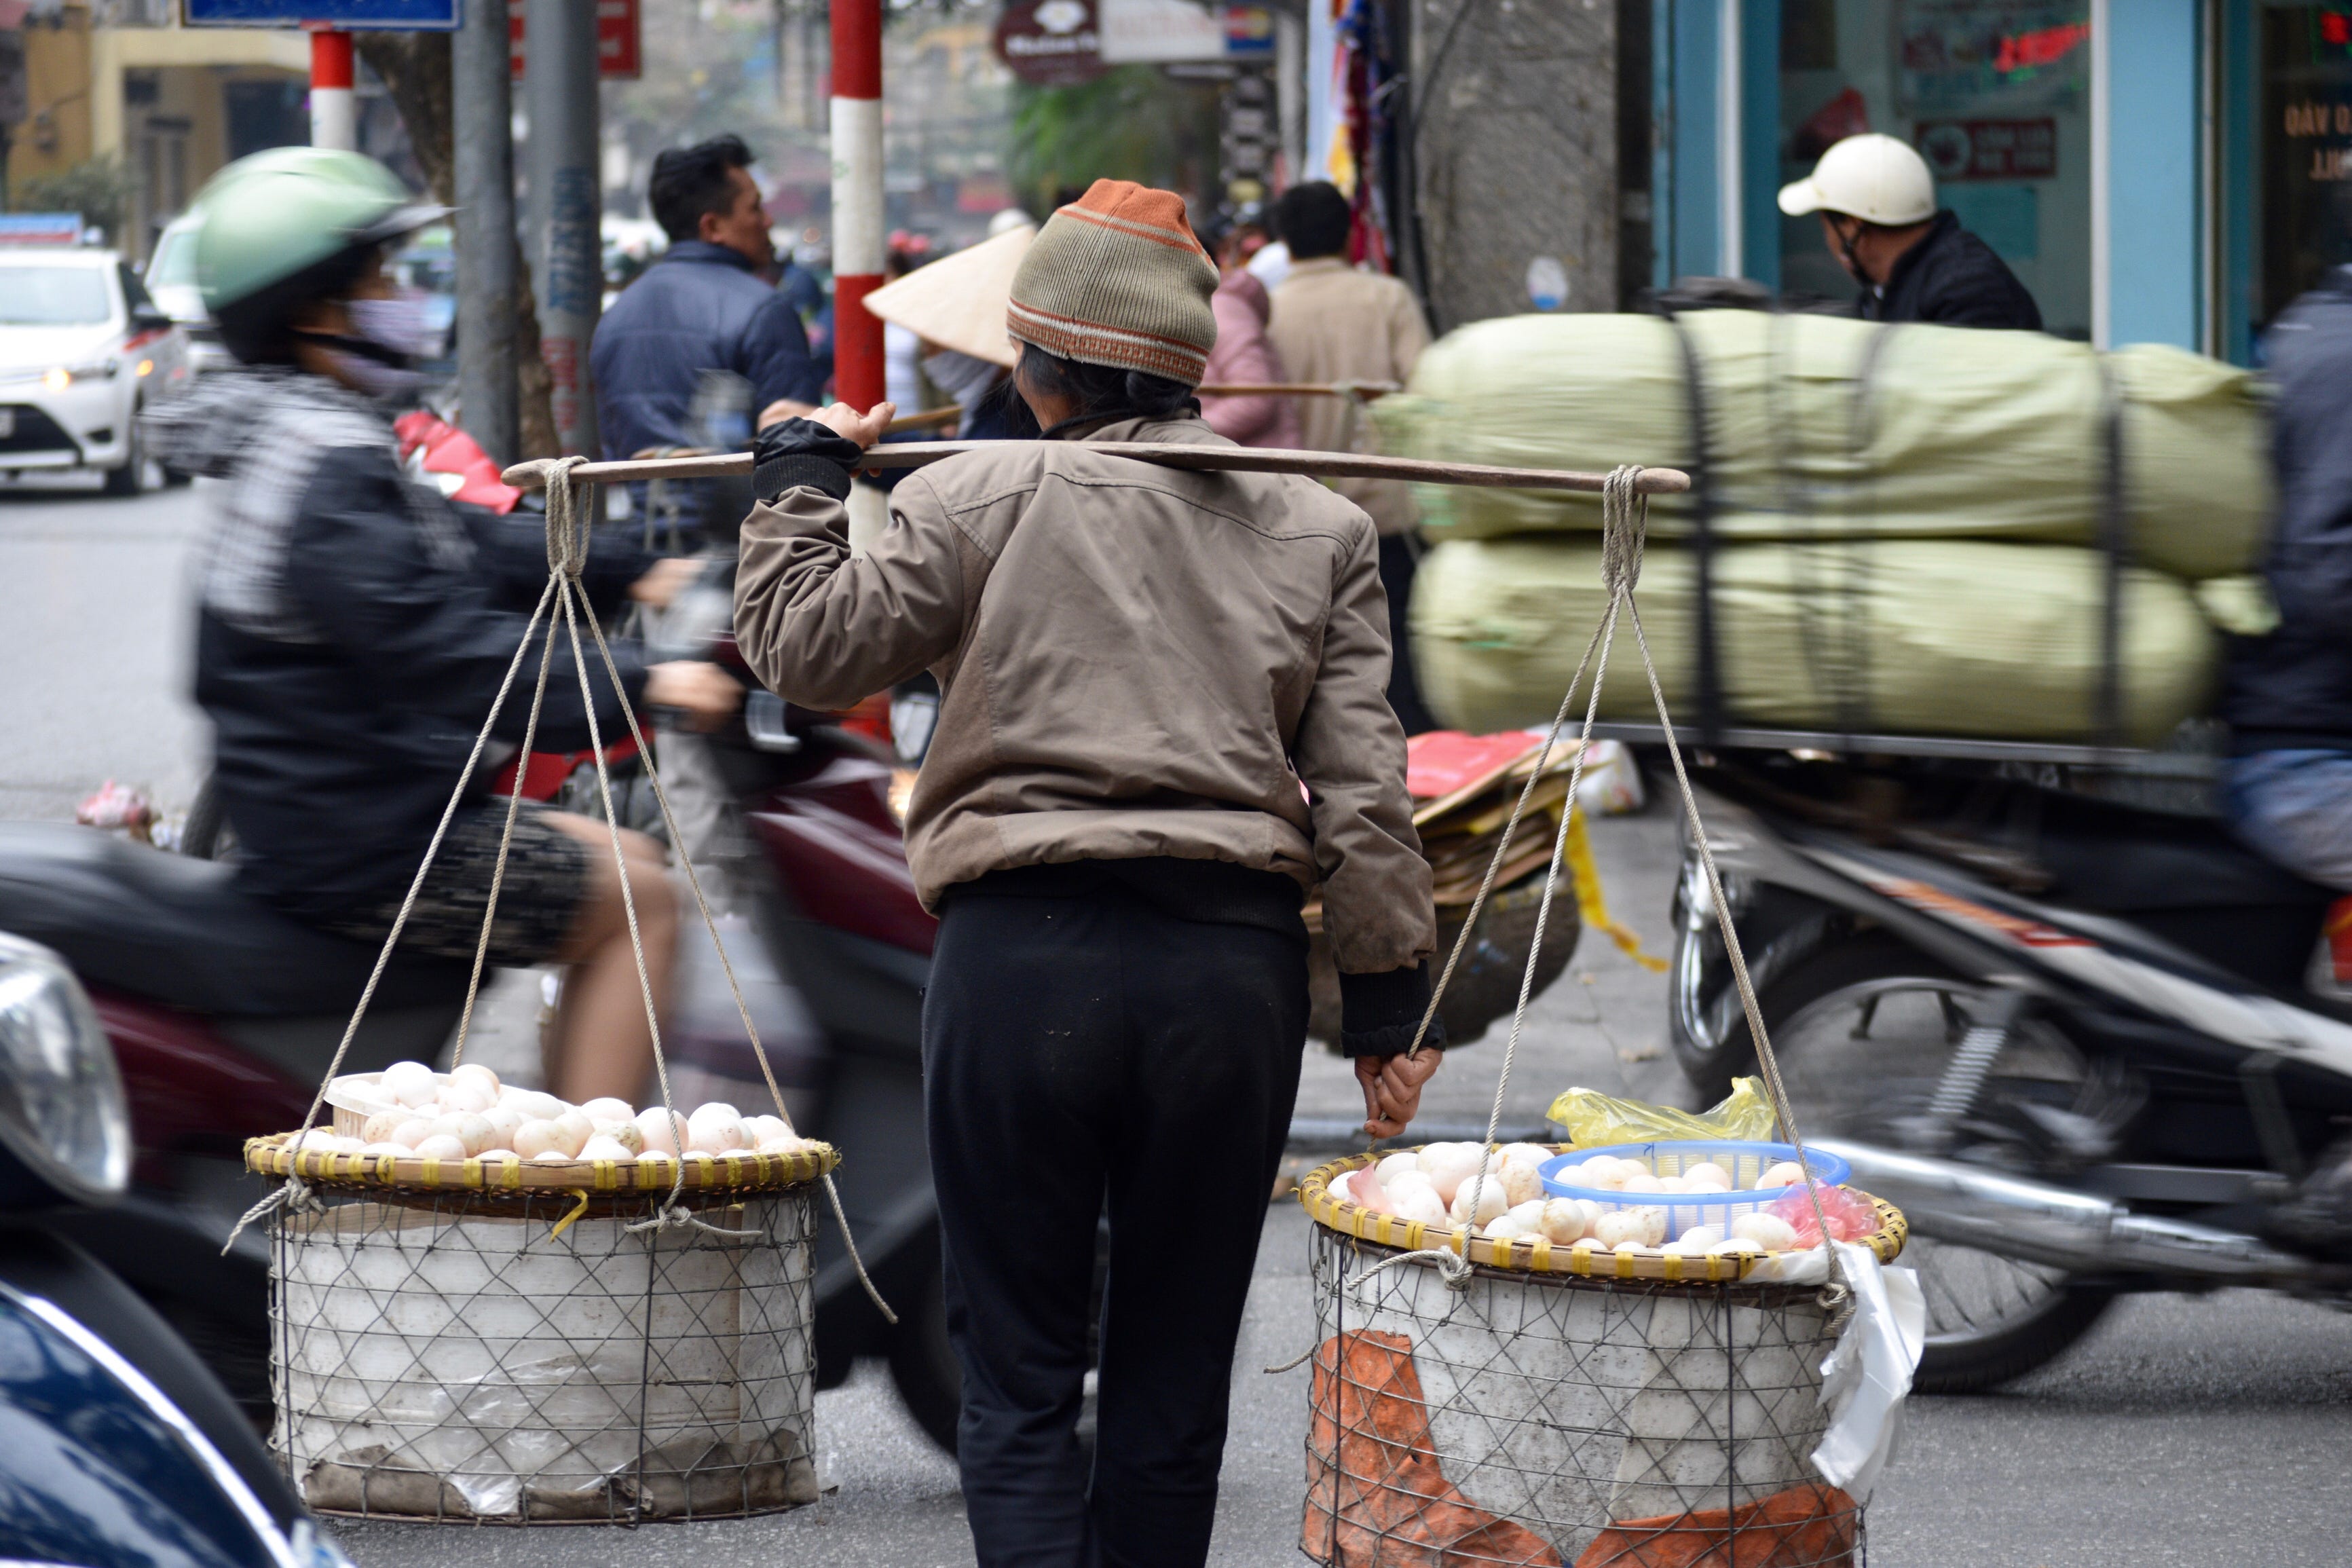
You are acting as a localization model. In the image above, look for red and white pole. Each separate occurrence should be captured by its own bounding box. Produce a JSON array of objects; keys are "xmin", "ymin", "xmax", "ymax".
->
[
  {"xmin": 309, "ymin": 28, "xmax": 356, "ymax": 151},
  {"xmin": 829, "ymin": 0, "xmax": 884, "ymax": 409}
]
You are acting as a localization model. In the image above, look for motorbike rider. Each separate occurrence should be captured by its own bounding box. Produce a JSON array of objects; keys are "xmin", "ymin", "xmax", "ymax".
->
[
  {"xmin": 730, "ymin": 180, "xmax": 1443, "ymax": 1568},
  {"xmin": 143, "ymin": 148, "xmax": 740, "ymax": 1104},
  {"xmin": 1777, "ymin": 133, "xmax": 2042, "ymax": 330}
]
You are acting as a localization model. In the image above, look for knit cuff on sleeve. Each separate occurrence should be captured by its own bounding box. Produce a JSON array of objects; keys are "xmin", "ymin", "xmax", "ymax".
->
[
  {"xmin": 751, "ymin": 417, "xmax": 865, "ymax": 504},
  {"xmin": 1339, "ymin": 961, "xmax": 1446, "ymax": 1058}
]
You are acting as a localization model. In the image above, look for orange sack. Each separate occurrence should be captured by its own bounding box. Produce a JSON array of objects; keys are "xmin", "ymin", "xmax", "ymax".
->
[
  {"xmin": 1302, "ymin": 1329, "xmax": 1563, "ymax": 1568},
  {"xmin": 1571, "ymin": 1481, "xmax": 1859, "ymax": 1568}
]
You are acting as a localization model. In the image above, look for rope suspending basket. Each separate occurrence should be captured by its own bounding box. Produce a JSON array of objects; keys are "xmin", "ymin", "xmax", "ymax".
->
[
  {"xmin": 236, "ymin": 456, "xmax": 887, "ymax": 1524},
  {"xmin": 1291, "ymin": 467, "xmax": 1920, "ymax": 1567}
]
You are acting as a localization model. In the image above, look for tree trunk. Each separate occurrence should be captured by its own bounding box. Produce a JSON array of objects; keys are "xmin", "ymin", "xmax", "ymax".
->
[
  {"xmin": 356, "ymin": 31, "xmax": 559, "ymax": 459},
  {"xmin": 1410, "ymin": 0, "xmax": 1619, "ymax": 332}
]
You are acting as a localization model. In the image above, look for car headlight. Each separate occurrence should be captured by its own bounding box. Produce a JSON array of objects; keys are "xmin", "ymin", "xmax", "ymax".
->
[
  {"xmin": 0, "ymin": 934, "xmax": 128, "ymax": 1203},
  {"xmin": 43, "ymin": 360, "xmax": 117, "ymax": 392}
]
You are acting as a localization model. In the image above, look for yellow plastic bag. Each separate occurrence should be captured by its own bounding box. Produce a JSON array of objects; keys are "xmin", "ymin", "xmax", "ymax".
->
[{"xmin": 1546, "ymin": 1077, "xmax": 1778, "ymax": 1148}]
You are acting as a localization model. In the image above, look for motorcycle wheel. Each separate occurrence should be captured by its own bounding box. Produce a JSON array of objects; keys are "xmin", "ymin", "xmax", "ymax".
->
[{"xmin": 1736, "ymin": 935, "xmax": 2114, "ymax": 1393}]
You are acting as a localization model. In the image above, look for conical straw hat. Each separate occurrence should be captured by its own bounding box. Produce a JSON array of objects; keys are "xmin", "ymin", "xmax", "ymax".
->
[{"xmin": 862, "ymin": 223, "xmax": 1034, "ymax": 368}]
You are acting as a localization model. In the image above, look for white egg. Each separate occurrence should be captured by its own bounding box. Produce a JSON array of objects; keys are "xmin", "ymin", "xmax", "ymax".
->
[
  {"xmin": 506, "ymin": 1090, "xmax": 567, "ymax": 1123},
  {"xmin": 483, "ymin": 1105, "xmax": 526, "ymax": 1144},
  {"xmin": 1674, "ymin": 1225, "xmax": 1725, "ymax": 1252},
  {"xmin": 430, "ymin": 1113, "xmax": 494, "ymax": 1156},
  {"xmin": 411, "ymin": 1133, "xmax": 468, "ymax": 1161},
  {"xmin": 357, "ymin": 1142, "xmax": 410, "ymax": 1157},
  {"xmin": 1497, "ymin": 1142, "xmax": 1550, "ymax": 1172},
  {"xmin": 1708, "ymin": 1237, "xmax": 1766, "ymax": 1258},
  {"xmin": 1482, "ymin": 1214, "xmax": 1532, "ymax": 1240},
  {"xmin": 1656, "ymin": 1175, "xmax": 1692, "ymax": 1194},
  {"xmin": 528, "ymin": 1149, "xmax": 578, "ymax": 1163},
  {"xmin": 1383, "ymin": 1170, "xmax": 1436, "ymax": 1206},
  {"xmin": 1417, "ymin": 1144, "xmax": 1482, "ymax": 1206},
  {"xmin": 1732, "ymin": 1213, "xmax": 1802, "ymax": 1250},
  {"xmin": 753, "ymin": 1136, "xmax": 809, "ymax": 1157},
  {"xmin": 434, "ymin": 1079, "xmax": 494, "ymax": 1115},
  {"xmin": 450, "ymin": 1062, "xmax": 501, "ymax": 1097},
  {"xmin": 1375, "ymin": 1151, "xmax": 1421, "ymax": 1188},
  {"xmin": 1591, "ymin": 1210, "xmax": 1648, "ymax": 1248},
  {"xmin": 1570, "ymin": 1157, "xmax": 1628, "ymax": 1191},
  {"xmin": 635, "ymin": 1108, "xmax": 682, "ymax": 1157},
  {"xmin": 592, "ymin": 1120, "xmax": 646, "ymax": 1155},
  {"xmin": 636, "ymin": 1149, "xmax": 674, "ymax": 1166},
  {"xmin": 477, "ymin": 1149, "xmax": 519, "ymax": 1165},
  {"xmin": 388, "ymin": 1117, "xmax": 435, "ymax": 1151},
  {"xmin": 360, "ymin": 1111, "xmax": 405, "ymax": 1145},
  {"xmin": 578, "ymin": 1135, "xmax": 634, "ymax": 1161},
  {"xmin": 1683, "ymin": 1161, "xmax": 1735, "ymax": 1191},
  {"xmin": 1631, "ymin": 1206, "xmax": 1668, "ymax": 1246},
  {"xmin": 379, "ymin": 1060, "xmax": 436, "ymax": 1109},
  {"xmin": 549, "ymin": 1110, "xmax": 594, "ymax": 1157},
  {"xmin": 745, "ymin": 1115, "xmax": 791, "ymax": 1146},
  {"xmin": 1392, "ymin": 1189, "xmax": 1449, "ymax": 1228},
  {"xmin": 512, "ymin": 1119, "xmax": 564, "ymax": 1158},
  {"xmin": 1449, "ymin": 1179, "xmax": 1508, "ymax": 1229},
  {"xmin": 1755, "ymin": 1161, "xmax": 1808, "ymax": 1190},
  {"xmin": 1501, "ymin": 1163, "xmax": 1546, "ymax": 1208},
  {"xmin": 1539, "ymin": 1198, "xmax": 1590, "ymax": 1244},
  {"xmin": 686, "ymin": 1106, "xmax": 748, "ymax": 1155},
  {"xmin": 580, "ymin": 1096, "xmax": 635, "ymax": 1125},
  {"xmin": 1620, "ymin": 1172, "xmax": 1664, "ymax": 1195}
]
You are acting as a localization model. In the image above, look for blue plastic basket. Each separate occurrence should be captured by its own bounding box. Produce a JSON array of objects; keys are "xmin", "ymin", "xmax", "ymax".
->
[{"xmin": 1535, "ymin": 1140, "xmax": 1850, "ymax": 1243}]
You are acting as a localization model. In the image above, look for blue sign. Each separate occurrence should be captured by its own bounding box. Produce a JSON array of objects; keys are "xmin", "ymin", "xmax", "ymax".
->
[
  {"xmin": 182, "ymin": 0, "xmax": 460, "ymax": 27},
  {"xmin": 0, "ymin": 214, "xmax": 86, "ymax": 246}
]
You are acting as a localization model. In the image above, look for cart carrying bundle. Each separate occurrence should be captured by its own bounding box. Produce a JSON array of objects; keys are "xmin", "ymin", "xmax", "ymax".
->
[
  {"xmin": 1292, "ymin": 470, "xmax": 1923, "ymax": 1567},
  {"xmin": 234, "ymin": 460, "xmax": 884, "ymax": 1524}
]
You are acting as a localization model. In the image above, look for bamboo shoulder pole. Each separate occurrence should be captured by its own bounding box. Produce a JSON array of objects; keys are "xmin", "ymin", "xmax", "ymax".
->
[{"xmin": 506, "ymin": 443, "xmax": 1690, "ymax": 498}]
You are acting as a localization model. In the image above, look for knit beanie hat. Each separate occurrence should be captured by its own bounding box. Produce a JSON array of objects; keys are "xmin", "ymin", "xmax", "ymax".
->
[{"xmin": 1006, "ymin": 179, "xmax": 1220, "ymax": 387}]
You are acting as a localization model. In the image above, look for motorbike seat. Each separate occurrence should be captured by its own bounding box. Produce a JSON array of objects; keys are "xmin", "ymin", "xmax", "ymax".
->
[{"xmin": 0, "ymin": 823, "xmax": 469, "ymax": 1018}]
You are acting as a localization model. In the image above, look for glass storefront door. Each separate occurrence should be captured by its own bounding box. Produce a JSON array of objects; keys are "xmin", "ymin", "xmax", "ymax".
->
[
  {"xmin": 2229, "ymin": 4, "xmax": 2352, "ymax": 354},
  {"xmin": 1776, "ymin": 0, "xmax": 2093, "ymax": 337}
]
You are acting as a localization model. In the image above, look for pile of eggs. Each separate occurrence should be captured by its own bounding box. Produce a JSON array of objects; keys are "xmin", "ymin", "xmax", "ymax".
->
[
  {"xmin": 281, "ymin": 1061, "xmax": 813, "ymax": 1168},
  {"xmin": 1330, "ymin": 1142, "xmax": 1826, "ymax": 1258}
]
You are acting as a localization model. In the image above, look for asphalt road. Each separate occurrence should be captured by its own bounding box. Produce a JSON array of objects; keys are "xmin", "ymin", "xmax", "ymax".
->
[{"xmin": 3, "ymin": 479, "xmax": 2347, "ymax": 1566}]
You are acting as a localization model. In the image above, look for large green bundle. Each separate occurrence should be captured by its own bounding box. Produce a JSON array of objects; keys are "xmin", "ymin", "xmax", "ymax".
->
[
  {"xmin": 1411, "ymin": 536, "xmax": 2220, "ymax": 747},
  {"xmin": 1376, "ymin": 312, "xmax": 2272, "ymax": 581}
]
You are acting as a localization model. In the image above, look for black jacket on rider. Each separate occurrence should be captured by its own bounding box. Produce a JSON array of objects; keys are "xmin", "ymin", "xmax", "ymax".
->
[
  {"xmin": 2225, "ymin": 265, "xmax": 2352, "ymax": 754},
  {"xmin": 1859, "ymin": 210, "xmax": 2042, "ymax": 331},
  {"xmin": 145, "ymin": 367, "xmax": 651, "ymax": 922}
]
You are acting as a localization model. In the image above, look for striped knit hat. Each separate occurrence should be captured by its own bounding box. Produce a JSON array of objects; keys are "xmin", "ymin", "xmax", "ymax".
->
[{"xmin": 1007, "ymin": 179, "xmax": 1220, "ymax": 387}]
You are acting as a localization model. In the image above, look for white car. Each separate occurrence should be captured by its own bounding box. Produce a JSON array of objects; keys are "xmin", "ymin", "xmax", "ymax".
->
[
  {"xmin": 0, "ymin": 247, "xmax": 191, "ymax": 495},
  {"xmin": 143, "ymin": 212, "xmax": 234, "ymax": 377}
]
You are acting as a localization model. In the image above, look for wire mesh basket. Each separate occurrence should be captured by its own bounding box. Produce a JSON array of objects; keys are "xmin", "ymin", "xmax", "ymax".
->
[
  {"xmin": 1301, "ymin": 1155, "xmax": 1902, "ymax": 1567},
  {"xmin": 250, "ymin": 1136, "xmax": 829, "ymax": 1524}
]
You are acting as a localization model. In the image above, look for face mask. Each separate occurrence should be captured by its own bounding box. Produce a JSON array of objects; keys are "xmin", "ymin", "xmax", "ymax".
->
[
  {"xmin": 348, "ymin": 291, "xmax": 435, "ymax": 360},
  {"xmin": 310, "ymin": 345, "xmax": 428, "ymax": 399}
]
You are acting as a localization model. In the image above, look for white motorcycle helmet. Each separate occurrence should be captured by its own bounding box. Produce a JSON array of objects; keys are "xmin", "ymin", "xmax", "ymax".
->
[{"xmin": 1776, "ymin": 133, "xmax": 1937, "ymax": 227}]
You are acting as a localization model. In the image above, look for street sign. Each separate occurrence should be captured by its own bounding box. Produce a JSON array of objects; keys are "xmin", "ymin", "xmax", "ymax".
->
[
  {"xmin": 1098, "ymin": 0, "xmax": 1273, "ymax": 65},
  {"xmin": 994, "ymin": 0, "xmax": 1104, "ymax": 87},
  {"xmin": 183, "ymin": 0, "xmax": 460, "ymax": 26},
  {"xmin": 0, "ymin": 214, "xmax": 85, "ymax": 246},
  {"xmin": 509, "ymin": 0, "xmax": 641, "ymax": 81}
]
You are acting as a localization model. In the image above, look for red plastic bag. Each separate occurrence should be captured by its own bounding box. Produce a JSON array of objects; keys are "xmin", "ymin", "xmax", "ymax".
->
[
  {"xmin": 1769, "ymin": 1184, "xmax": 1880, "ymax": 1246},
  {"xmin": 393, "ymin": 411, "xmax": 523, "ymax": 515}
]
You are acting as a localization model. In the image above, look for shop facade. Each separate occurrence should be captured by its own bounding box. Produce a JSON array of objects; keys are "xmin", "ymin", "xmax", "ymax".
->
[{"xmin": 1651, "ymin": 1, "xmax": 2352, "ymax": 363}]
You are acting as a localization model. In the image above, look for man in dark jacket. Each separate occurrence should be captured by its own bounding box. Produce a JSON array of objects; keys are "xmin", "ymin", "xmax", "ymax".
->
[
  {"xmin": 2223, "ymin": 265, "xmax": 2352, "ymax": 890},
  {"xmin": 591, "ymin": 135, "xmax": 827, "ymax": 463},
  {"xmin": 1778, "ymin": 132, "xmax": 2042, "ymax": 330}
]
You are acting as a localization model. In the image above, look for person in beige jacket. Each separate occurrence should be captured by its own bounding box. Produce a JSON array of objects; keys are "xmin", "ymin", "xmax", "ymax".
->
[
  {"xmin": 1267, "ymin": 181, "xmax": 1437, "ymax": 733},
  {"xmin": 729, "ymin": 179, "xmax": 1441, "ymax": 1568}
]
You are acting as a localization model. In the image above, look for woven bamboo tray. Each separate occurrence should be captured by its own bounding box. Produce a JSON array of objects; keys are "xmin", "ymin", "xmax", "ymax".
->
[
  {"xmin": 1298, "ymin": 1149, "xmax": 1905, "ymax": 1284},
  {"xmin": 246, "ymin": 1131, "xmax": 837, "ymax": 1194}
]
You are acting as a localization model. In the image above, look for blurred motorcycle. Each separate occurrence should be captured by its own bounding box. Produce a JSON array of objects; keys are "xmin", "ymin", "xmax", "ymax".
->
[{"xmin": 1667, "ymin": 749, "xmax": 2352, "ymax": 1390}]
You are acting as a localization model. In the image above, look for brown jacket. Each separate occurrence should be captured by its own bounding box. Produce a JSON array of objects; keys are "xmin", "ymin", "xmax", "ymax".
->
[
  {"xmin": 730, "ymin": 414, "xmax": 1435, "ymax": 977},
  {"xmin": 1266, "ymin": 258, "xmax": 1432, "ymax": 536}
]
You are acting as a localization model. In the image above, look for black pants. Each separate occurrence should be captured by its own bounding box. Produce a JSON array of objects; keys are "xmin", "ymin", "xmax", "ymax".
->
[
  {"xmin": 1379, "ymin": 530, "xmax": 1438, "ymax": 735},
  {"xmin": 925, "ymin": 884, "xmax": 1309, "ymax": 1568}
]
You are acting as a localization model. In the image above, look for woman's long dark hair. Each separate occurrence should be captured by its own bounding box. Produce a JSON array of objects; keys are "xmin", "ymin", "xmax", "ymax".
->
[{"xmin": 1015, "ymin": 342, "xmax": 1196, "ymax": 433}]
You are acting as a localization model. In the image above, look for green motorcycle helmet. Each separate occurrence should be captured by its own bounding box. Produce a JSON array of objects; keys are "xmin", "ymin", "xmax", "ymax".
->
[{"xmin": 189, "ymin": 147, "xmax": 446, "ymax": 364}]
